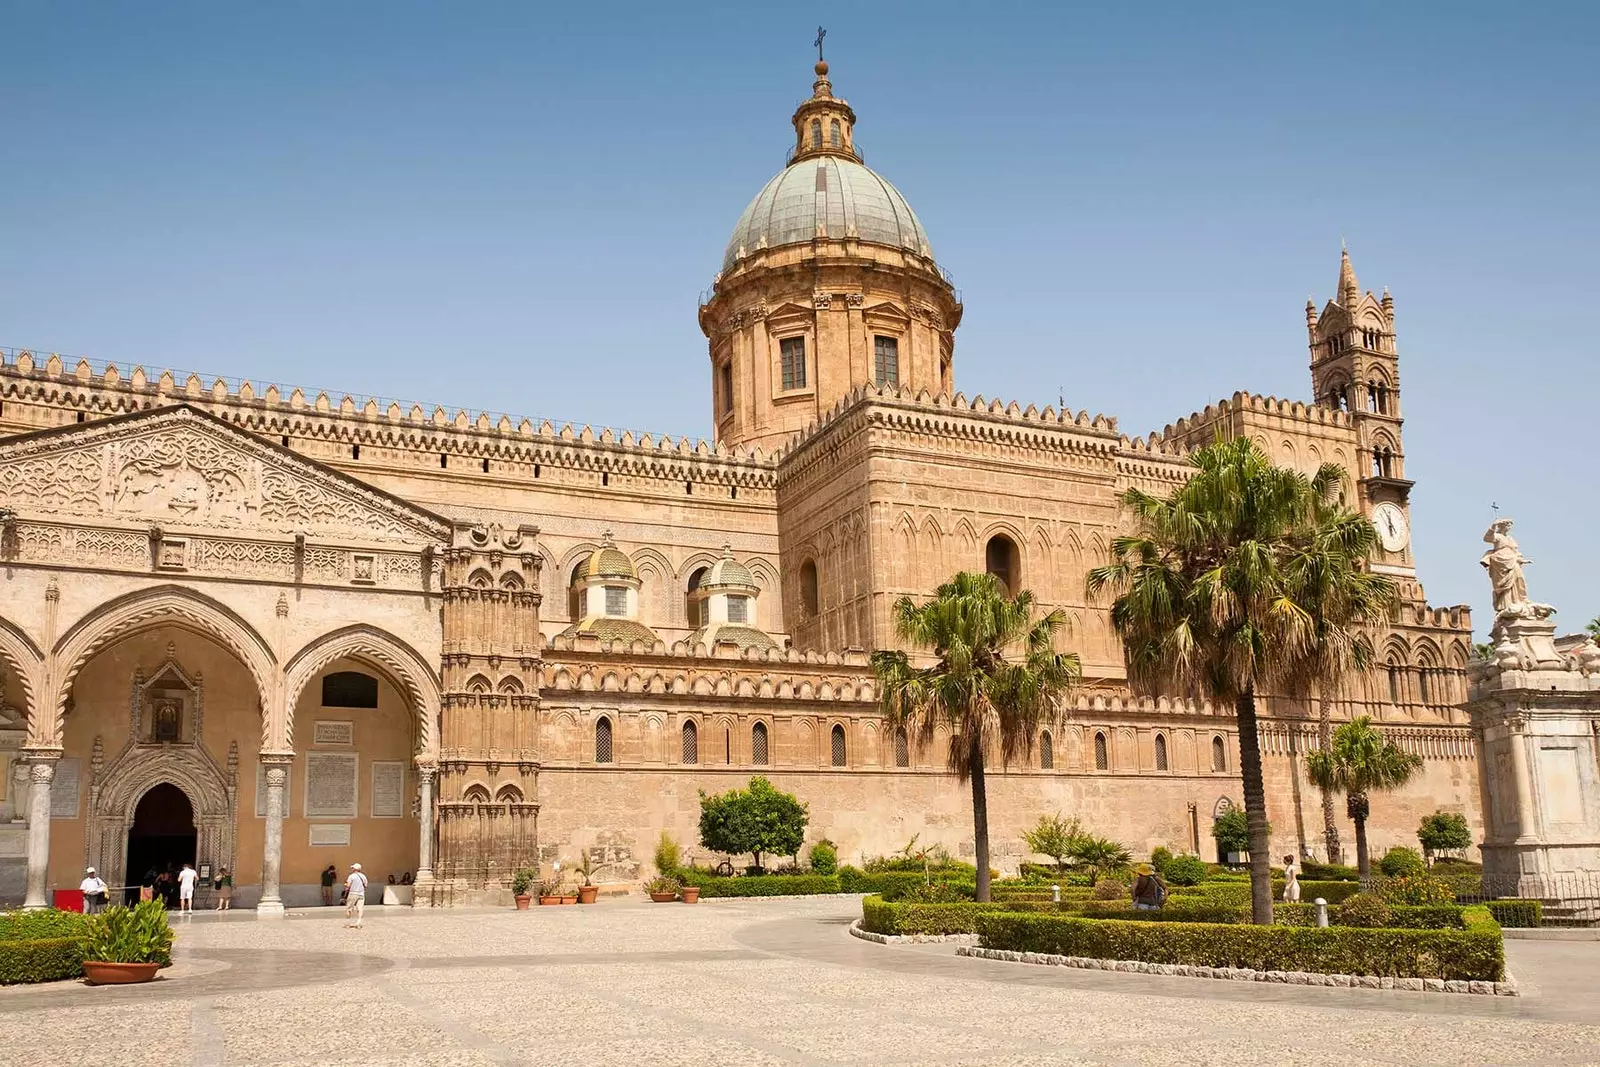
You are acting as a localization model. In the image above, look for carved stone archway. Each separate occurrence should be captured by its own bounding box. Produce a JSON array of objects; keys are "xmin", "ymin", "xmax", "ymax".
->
[
  {"xmin": 281, "ymin": 624, "xmax": 441, "ymax": 758},
  {"xmin": 85, "ymin": 738, "xmax": 238, "ymax": 895}
]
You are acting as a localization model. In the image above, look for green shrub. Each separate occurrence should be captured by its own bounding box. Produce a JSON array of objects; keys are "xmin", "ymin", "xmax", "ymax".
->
[
  {"xmin": 808, "ymin": 840, "xmax": 838, "ymax": 875},
  {"xmin": 975, "ymin": 912, "xmax": 1504, "ymax": 980},
  {"xmin": 1161, "ymin": 854, "xmax": 1208, "ymax": 886},
  {"xmin": 0, "ymin": 937, "xmax": 85, "ymax": 985},
  {"xmin": 1485, "ymin": 899, "xmax": 1542, "ymax": 928},
  {"xmin": 1335, "ymin": 893, "xmax": 1393, "ymax": 929},
  {"xmin": 0, "ymin": 909, "xmax": 92, "ymax": 941},
  {"xmin": 860, "ymin": 895, "xmax": 1009, "ymax": 936},
  {"xmin": 1092, "ymin": 879, "xmax": 1129, "ymax": 901},
  {"xmin": 1077, "ymin": 900, "xmax": 1244, "ymax": 924},
  {"xmin": 1417, "ymin": 812, "xmax": 1473, "ymax": 858},
  {"xmin": 836, "ymin": 867, "xmax": 976, "ymax": 900},
  {"xmin": 1377, "ymin": 875, "xmax": 1457, "ymax": 906},
  {"xmin": 904, "ymin": 880, "xmax": 969, "ymax": 903},
  {"xmin": 1018, "ymin": 862, "xmax": 1093, "ymax": 885},
  {"xmin": 510, "ymin": 867, "xmax": 537, "ymax": 896},
  {"xmin": 676, "ymin": 872, "xmax": 840, "ymax": 897},
  {"xmin": 1378, "ymin": 846, "xmax": 1427, "ymax": 879},
  {"xmin": 85, "ymin": 901, "xmax": 173, "ymax": 966},
  {"xmin": 698, "ymin": 776, "xmax": 808, "ymax": 870},
  {"xmin": 1299, "ymin": 860, "xmax": 1359, "ymax": 881},
  {"xmin": 653, "ymin": 832, "xmax": 681, "ymax": 876},
  {"xmin": 1149, "ymin": 847, "xmax": 1174, "ymax": 874},
  {"xmin": 1274, "ymin": 902, "xmax": 1466, "ymax": 929}
]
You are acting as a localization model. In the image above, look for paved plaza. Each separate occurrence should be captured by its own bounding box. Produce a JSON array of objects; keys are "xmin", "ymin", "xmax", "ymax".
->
[{"xmin": 3, "ymin": 898, "xmax": 1599, "ymax": 1067}]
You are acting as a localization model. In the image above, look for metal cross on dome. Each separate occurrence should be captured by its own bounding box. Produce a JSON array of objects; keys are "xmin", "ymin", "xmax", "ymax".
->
[{"xmin": 815, "ymin": 26, "xmax": 826, "ymax": 62}]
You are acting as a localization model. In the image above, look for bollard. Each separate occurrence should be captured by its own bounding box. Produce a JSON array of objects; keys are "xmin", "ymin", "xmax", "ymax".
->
[
  {"xmin": 1314, "ymin": 897, "xmax": 1328, "ymax": 928},
  {"xmin": 1052, "ymin": 884, "xmax": 1061, "ymax": 905}
]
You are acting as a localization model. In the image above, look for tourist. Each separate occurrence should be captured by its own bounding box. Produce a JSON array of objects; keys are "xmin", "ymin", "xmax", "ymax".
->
[
  {"xmin": 344, "ymin": 862, "xmax": 369, "ymax": 929},
  {"xmin": 388, "ymin": 873, "xmax": 397, "ymax": 885},
  {"xmin": 80, "ymin": 867, "xmax": 108, "ymax": 915},
  {"xmin": 155, "ymin": 869, "xmax": 172, "ymax": 909},
  {"xmin": 321, "ymin": 864, "xmax": 338, "ymax": 906},
  {"xmin": 1282, "ymin": 854, "xmax": 1302, "ymax": 902},
  {"xmin": 177, "ymin": 861, "xmax": 199, "ymax": 912},
  {"xmin": 1131, "ymin": 863, "xmax": 1167, "ymax": 911},
  {"xmin": 400, "ymin": 872, "xmax": 413, "ymax": 886},
  {"xmin": 214, "ymin": 866, "xmax": 233, "ymax": 911},
  {"xmin": 140, "ymin": 868, "xmax": 157, "ymax": 904}
]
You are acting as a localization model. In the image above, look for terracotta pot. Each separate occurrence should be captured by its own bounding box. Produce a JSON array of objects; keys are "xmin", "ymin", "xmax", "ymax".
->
[
  {"xmin": 83, "ymin": 961, "xmax": 159, "ymax": 985},
  {"xmin": 578, "ymin": 885, "xmax": 598, "ymax": 904},
  {"xmin": 560, "ymin": 895, "xmax": 578, "ymax": 905},
  {"xmin": 539, "ymin": 895, "xmax": 561, "ymax": 906},
  {"xmin": 680, "ymin": 886, "xmax": 701, "ymax": 903},
  {"xmin": 649, "ymin": 892, "xmax": 678, "ymax": 903},
  {"xmin": 514, "ymin": 894, "xmax": 531, "ymax": 910}
]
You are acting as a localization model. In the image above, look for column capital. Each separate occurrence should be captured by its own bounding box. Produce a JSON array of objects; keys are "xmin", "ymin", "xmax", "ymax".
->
[{"xmin": 258, "ymin": 751, "xmax": 295, "ymax": 767}]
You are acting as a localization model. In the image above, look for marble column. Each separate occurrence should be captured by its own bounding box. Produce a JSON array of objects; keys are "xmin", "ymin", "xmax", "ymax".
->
[
  {"xmin": 257, "ymin": 755, "xmax": 291, "ymax": 917},
  {"xmin": 412, "ymin": 763, "xmax": 436, "ymax": 905},
  {"xmin": 22, "ymin": 755, "xmax": 58, "ymax": 910},
  {"xmin": 1507, "ymin": 715, "xmax": 1539, "ymax": 847}
]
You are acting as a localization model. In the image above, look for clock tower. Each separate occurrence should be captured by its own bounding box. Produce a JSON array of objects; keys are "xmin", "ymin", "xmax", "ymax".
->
[{"xmin": 1307, "ymin": 247, "xmax": 1418, "ymax": 590}]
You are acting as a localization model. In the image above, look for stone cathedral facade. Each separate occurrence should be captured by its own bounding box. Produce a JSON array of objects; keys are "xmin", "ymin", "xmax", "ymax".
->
[{"xmin": 0, "ymin": 59, "xmax": 1478, "ymax": 910}]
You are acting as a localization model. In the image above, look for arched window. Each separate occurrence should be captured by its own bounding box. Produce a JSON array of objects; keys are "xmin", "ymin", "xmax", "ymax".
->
[
  {"xmin": 829, "ymin": 118, "xmax": 840, "ymax": 146},
  {"xmin": 800, "ymin": 559, "xmax": 819, "ymax": 617},
  {"xmin": 1419, "ymin": 667, "xmax": 1432, "ymax": 704},
  {"xmin": 751, "ymin": 721, "xmax": 769, "ymax": 765},
  {"xmin": 1387, "ymin": 661, "xmax": 1402, "ymax": 704},
  {"xmin": 1155, "ymin": 734, "xmax": 1169, "ymax": 771},
  {"xmin": 811, "ymin": 119, "xmax": 822, "ymax": 148},
  {"xmin": 831, "ymin": 724, "xmax": 847, "ymax": 767},
  {"xmin": 463, "ymin": 784, "xmax": 491, "ymax": 803},
  {"xmin": 1211, "ymin": 735, "xmax": 1227, "ymax": 773},
  {"xmin": 681, "ymin": 720, "xmax": 698, "ymax": 764},
  {"xmin": 685, "ymin": 567, "xmax": 708, "ymax": 628},
  {"xmin": 1040, "ymin": 730, "xmax": 1053, "ymax": 770},
  {"xmin": 321, "ymin": 671, "xmax": 378, "ymax": 708},
  {"xmin": 1094, "ymin": 731, "xmax": 1109, "ymax": 771},
  {"xmin": 985, "ymin": 534, "xmax": 1019, "ymax": 595},
  {"xmin": 568, "ymin": 561, "xmax": 585, "ymax": 620},
  {"xmin": 594, "ymin": 717, "xmax": 613, "ymax": 764},
  {"xmin": 894, "ymin": 727, "xmax": 910, "ymax": 768}
]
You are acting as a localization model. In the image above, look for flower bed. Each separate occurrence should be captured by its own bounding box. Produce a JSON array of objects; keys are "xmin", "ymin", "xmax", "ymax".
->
[
  {"xmin": 0, "ymin": 910, "xmax": 91, "ymax": 985},
  {"xmin": 973, "ymin": 907, "xmax": 1504, "ymax": 981}
]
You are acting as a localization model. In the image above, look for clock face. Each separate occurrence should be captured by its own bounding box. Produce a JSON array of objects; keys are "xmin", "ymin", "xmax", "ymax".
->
[{"xmin": 1373, "ymin": 503, "xmax": 1409, "ymax": 553}]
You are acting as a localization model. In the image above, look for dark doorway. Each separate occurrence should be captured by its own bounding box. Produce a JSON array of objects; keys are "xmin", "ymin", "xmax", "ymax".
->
[{"xmin": 125, "ymin": 784, "xmax": 196, "ymax": 905}]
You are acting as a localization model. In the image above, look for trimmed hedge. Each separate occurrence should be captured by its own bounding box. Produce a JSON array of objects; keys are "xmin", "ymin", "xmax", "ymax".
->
[
  {"xmin": 1485, "ymin": 899, "xmax": 1542, "ymax": 928},
  {"xmin": 861, "ymin": 895, "xmax": 1011, "ymax": 936},
  {"xmin": 0, "ymin": 910, "xmax": 92, "ymax": 941},
  {"xmin": 975, "ymin": 909, "xmax": 1504, "ymax": 981},
  {"xmin": 1075, "ymin": 901, "xmax": 1245, "ymax": 924},
  {"xmin": 1173, "ymin": 880, "xmax": 1362, "ymax": 906},
  {"xmin": 1274, "ymin": 903, "xmax": 1467, "ymax": 929},
  {"xmin": 0, "ymin": 936, "xmax": 85, "ymax": 985},
  {"xmin": 677, "ymin": 872, "xmax": 841, "ymax": 897}
]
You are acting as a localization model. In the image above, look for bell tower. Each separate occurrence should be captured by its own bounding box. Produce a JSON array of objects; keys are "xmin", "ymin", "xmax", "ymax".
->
[{"xmin": 1308, "ymin": 246, "xmax": 1416, "ymax": 584}]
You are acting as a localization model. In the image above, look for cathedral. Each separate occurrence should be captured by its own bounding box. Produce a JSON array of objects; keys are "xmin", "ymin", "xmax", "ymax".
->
[{"xmin": 0, "ymin": 57, "xmax": 1478, "ymax": 910}]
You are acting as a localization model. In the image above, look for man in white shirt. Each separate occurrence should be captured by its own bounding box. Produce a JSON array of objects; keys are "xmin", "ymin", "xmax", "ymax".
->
[
  {"xmin": 79, "ymin": 867, "xmax": 108, "ymax": 915},
  {"xmin": 177, "ymin": 862, "xmax": 199, "ymax": 912},
  {"xmin": 344, "ymin": 862, "xmax": 369, "ymax": 929}
]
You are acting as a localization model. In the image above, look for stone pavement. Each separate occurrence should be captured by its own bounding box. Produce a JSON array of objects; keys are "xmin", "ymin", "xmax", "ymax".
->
[{"xmin": 2, "ymin": 898, "xmax": 1599, "ymax": 1067}]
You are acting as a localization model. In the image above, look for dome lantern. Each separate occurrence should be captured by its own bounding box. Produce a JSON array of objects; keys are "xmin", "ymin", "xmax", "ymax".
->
[{"xmin": 791, "ymin": 59, "xmax": 859, "ymax": 165}]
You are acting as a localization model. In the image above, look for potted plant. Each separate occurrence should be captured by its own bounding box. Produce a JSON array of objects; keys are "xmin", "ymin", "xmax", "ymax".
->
[
  {"xmin": 576, "ymin": 854, "xmax": 598, "ymax": 904},
  {"xmin": 511, "ymin": 867, "xmax": 537, "ymax": 909},
  {"xmin": 559, "ymin": 882, "xmax": 578, "ymax": 905},
  {"xmin": 644, "ymin": 874, "xmax": 681, "ymax": 903},
  {"xmin": 537, "ymin": 877, "xmax": 563, "ymax": 905},
  {"xmin": 82, "ymin": 900, "xmax": 173, "ymax": 985},
  {"xmin": 680, "ymin": 881, "xmax": 700, "ymax": 904}
]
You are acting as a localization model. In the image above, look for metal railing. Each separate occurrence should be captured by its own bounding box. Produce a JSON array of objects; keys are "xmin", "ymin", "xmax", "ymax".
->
[{"xmin": 1451, "ymin": 871, "xmax": 1600, "ymax": 927}]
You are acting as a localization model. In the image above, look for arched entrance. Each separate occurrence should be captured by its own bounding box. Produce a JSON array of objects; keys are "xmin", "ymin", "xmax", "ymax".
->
[{"xmin": 125, "ymin": 784, "xmax": 196, "ymax": 904}]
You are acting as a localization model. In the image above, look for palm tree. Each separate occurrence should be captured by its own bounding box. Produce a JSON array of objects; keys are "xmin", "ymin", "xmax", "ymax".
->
[
  {"xmin": 871, "ymin": 571, "xmax": 1081, "ymax": 902},
  {"xmin": 1087, "ymin": 436, "xmax": 1394, "ymax": 924},
  {"xmin": 1067, "ymin": 835, "xmax": 1132, "ymax": 886},
  {"xmin": 1304, "ymin": 716, "xmax": 1423, "ymax": 878},
  {"xmin": 1587, "ymin": 616, "xmax": 1600, "ymax": 640}
]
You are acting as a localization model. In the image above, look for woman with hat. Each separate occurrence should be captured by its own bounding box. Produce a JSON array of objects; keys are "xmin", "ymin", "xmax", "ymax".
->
[{"xmin": 1131, "ymin": 862, "xmax": 1167, "ymax": 911}]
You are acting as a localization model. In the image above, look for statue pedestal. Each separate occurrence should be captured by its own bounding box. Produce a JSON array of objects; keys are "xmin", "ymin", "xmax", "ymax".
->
[{"xmin": 1490, "ymin": 610, "xmax": 1565, "ymax": 671}]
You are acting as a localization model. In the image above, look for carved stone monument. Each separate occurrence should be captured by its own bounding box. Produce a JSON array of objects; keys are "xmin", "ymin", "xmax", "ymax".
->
[{"xmin": 1467, "ymin": 519, "xmax": 1600, "ymax": 918}]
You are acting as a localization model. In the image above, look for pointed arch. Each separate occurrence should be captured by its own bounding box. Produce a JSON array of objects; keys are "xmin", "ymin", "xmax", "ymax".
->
[
  {"xmin": 0, "ymin": 616, "xmax": 43, "ymax": 742},
  {"xmin": 50, "ymin": 584, "xmax": 275, "ymax": 749},
  {"xmin": 282, "ymin": 624, "xmax": 441, "ymax": 758}
]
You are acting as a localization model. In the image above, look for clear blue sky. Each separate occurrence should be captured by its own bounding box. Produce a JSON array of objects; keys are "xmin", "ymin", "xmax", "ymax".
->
[{"xmin": 2, "ymin": 1, "xmax": 1595, "ymax": 634}]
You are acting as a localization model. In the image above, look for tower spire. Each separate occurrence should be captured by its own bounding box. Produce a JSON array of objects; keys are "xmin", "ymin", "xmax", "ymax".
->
[{"xmin": 1337, "ymin": 245, "xmax": 1360, "ymax": 306}]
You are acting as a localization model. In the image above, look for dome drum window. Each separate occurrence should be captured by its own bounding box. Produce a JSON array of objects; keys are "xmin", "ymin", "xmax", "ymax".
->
[
  {"xmin": 873, "ymin": 336, "xmax": 899, "ymax": 388},
  {"xmin": 779, "ymin": 336, "xmax": 807, "ymax": 391},
  {"xmin": 604, "ymin": 586, "xmax": 627, "ymax": 617},
  {"xmin": 727, "ymin": 595, "xmax": 750, "ymax": 624}
]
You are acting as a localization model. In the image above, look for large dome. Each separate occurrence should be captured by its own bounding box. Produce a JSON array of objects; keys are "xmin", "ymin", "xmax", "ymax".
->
[{"xmin": 721, "ymin": 156, "xmax": 933, "ymax": 274}]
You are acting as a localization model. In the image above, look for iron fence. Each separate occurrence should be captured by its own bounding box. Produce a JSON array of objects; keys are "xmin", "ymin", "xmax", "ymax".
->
[{"xmin": 1452, "ymin": 871, "xmax": 1600, "ymax": 927}]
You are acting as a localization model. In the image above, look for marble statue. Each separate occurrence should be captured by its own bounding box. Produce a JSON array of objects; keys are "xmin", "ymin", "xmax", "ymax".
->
[{"xmin": 1480, "ymin": 519, "xmax": 1535, "ymax": 616}]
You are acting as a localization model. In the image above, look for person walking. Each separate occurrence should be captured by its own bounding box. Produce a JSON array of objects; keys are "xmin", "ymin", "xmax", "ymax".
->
[
  {"xmin": 344, "ymin": 863, "xmax": 369, "ymax": 929},
  {"xmin": 1131, "ymin": 863, "xmax": 1167, "ymax": 911},
  {"xmin": 321, "ymin": 864, "xmax": 338, "ymax": 907},
  {"xmin": 80, "ymin": 867, "xmax": 108, "ymax": 915},
  {"xmin": 1282, "ymin": 854, "xmax": 1302, "ymax": 902},
  {"xmin": 214, "ymin": 866, "xmax": 234, "ymax": 911},
  {"xmin": 177, "ymin": 861, "xmax": 199, "ymax": 913}
]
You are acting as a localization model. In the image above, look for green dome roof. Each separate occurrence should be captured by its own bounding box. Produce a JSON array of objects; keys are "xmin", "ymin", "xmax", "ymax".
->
[{"xmin": 573, "ymin": 545, "xmax": 636, "ymax": 582}]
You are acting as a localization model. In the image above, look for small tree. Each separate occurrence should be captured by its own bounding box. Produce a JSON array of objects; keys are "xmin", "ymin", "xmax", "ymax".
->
[
  {"xmin": 1021, "ymin": 812, "xmax": 1083, "ymax": 874},
  {"xmin": 1210, "ymin": 808, "xmax": 1267, "ymax": 861},
  {"xmin": 1417, "ymin": 811, "xmax": 1472, "ymax": 862},
  {"xmin": 697, "ymin": 776, "xmax": 808, "ymax": 872},
  {"xmin": 1067, "ymin": 835, "xmax": 1132, "ymax": 886},
  {"xmin": 1305, "ymin": 716, "xmax": 1423, "ymax": 878},
  {"xmin": 1588, "ymin": 616, "xmax": 1600, "ymax": 640}
]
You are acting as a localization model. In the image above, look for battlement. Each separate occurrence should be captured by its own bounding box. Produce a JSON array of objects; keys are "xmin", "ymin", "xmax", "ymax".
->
[
  {"xmin": 0, "ymin": 347, "xmax": 777, "ymax": 484},
  {"xmin": 1153, "ymin": 390, "xmax": 1352, "ymax": 444}
]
